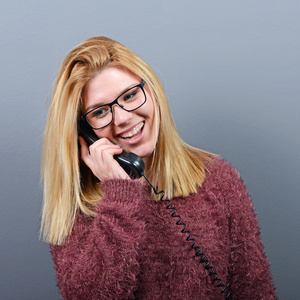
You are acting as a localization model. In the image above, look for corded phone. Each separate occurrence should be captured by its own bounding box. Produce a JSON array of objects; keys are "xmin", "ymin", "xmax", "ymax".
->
[
  {"xmin": 78, "ymin": 119, "xmax": 145, "ymax": 179},
  {"xmin": 78, "ymin": 118, "xmax": 234, "ymax": 299}
]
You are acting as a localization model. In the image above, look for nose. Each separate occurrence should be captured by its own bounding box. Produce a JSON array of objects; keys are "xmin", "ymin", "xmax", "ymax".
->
[{"xmin": 112, "ymin": 105, "xmax": 133, "ymax": 126}]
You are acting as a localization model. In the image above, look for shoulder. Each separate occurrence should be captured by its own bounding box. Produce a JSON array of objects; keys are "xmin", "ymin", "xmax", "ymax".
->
[
  {"xmin": 205, "ymin": 157, "xmax": 242, "ymax": 185},
  {"xmin": 202, "ymin": 157, "xmax": 250, "ymax": 204}
]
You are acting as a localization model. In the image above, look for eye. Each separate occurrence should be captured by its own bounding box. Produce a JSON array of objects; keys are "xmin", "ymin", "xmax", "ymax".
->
[
  {"xmin": 91, "ymin": 106, "xmax": 110, "ymax": 119},
  {"xmin": 122, "ymin": 88, "xmax": 138, "ymax": 102},
  {"xmin": 123, "ymin": 92, "xmax": 136, "ymax": 102}
]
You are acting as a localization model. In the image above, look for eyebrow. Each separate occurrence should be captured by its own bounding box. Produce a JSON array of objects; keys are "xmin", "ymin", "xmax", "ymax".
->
[{"xmin": 84, "ymin": 82, "xmax": 140, "ymax": 113}]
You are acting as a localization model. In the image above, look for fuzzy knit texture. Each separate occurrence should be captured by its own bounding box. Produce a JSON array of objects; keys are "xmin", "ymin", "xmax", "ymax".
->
[{"xmin": 50, "ymin": 158, "xmax": 277, "ymax": 299}]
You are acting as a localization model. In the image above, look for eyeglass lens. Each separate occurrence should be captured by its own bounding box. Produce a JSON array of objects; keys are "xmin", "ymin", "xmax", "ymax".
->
[{"xmin": 85, "ymin": 84, "xmax": 146, "ymax": 129}]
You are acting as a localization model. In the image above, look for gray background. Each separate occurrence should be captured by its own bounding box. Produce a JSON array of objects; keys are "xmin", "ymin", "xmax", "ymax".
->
[{"xmin": 0, "ymin": 1, "xmax": 299, "ymax": 299}]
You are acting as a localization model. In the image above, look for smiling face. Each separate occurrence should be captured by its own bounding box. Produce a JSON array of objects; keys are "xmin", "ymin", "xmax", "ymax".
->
[{"xmin": 82, "ymin": 66, "xmax": 157, "ymax": 168}]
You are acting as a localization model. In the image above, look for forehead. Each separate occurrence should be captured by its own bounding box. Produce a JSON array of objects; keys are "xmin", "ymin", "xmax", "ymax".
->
[{"xmin": 82, "ymin": 66, "xmax": 140, "ymax": 110}]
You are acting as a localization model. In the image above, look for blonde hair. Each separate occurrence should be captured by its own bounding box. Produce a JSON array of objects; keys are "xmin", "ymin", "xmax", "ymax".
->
[{"xmin": 41, "ymin": 36, "xmax": 215, "ymax": 245}]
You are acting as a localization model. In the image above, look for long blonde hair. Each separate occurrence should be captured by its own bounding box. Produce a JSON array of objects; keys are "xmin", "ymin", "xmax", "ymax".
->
[{"xmin": 41, "ymin": 36, "xmax": 215, "ymax": 245}]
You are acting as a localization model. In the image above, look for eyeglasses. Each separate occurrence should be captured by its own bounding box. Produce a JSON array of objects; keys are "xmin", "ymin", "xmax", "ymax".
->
[{"xmin": 81, "ymin": 80, "xmax": 147, "ymax": 129}]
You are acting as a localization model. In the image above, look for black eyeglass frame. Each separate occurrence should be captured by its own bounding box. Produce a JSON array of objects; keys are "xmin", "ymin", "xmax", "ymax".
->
[{"xmin": 81, "ymin": 80, "xmax": 146, "ymax": 130}]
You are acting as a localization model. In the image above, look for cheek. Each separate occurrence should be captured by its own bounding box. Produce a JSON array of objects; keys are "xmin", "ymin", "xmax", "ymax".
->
[
  {"xmin": 146, "ymin": 102, "xmax": 159, "ymax": 149},
  {"xmin": 93, "ymin": 128, "xmax": 112, "ymax": 139},
  {"xmin": 148, "ymin": 97, "xmax": 158, "ymax": 132},
  {"xmin": 144, "ymin": 94, "xmax": 155, "ymax": 121}
]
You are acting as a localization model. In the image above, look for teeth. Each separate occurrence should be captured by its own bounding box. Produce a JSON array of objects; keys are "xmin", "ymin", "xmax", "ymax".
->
[{"xmin": 121, "ymin": 122, "xmax": 144, "ymax": 139}]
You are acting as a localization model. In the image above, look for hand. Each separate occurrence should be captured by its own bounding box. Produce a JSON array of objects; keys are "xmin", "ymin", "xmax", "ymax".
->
[{"xmin": 79, "ymin": 136, "xmax": 130, "ymax": 181}]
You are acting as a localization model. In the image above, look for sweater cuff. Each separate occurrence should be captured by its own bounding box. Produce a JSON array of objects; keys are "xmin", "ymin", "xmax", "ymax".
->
[{"xmin": 100, "ymin": 179, "xmax": 146, "ymax": 205}]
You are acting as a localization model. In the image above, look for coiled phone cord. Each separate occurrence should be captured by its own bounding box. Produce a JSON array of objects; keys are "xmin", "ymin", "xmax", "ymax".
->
[{"xmin": 143, "ymin": 174, "xmax": 234, "ymax": 300}]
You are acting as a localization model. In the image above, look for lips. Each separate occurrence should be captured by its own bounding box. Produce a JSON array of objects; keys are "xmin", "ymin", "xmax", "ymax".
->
[{"xmin": 119, "ymin": 122, "xmax": 144, "ymax": 140}]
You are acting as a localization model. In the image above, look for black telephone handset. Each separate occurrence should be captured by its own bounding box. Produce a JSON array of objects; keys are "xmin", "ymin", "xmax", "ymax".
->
[{"xmin": 78, "ymin": 120, "xmax": 145, "ymax": 179}]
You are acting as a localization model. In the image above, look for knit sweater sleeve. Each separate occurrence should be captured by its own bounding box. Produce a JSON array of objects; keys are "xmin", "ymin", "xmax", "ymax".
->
[
  {"xmin": 50, "ymin": 179, "xmax": 147, "ymax": 300},
  {"xmin": 215, "ymin": 159, "xmax": 277, "ymax": 299}
]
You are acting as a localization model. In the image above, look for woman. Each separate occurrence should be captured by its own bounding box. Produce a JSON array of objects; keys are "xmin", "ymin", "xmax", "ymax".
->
[{"xmin": 41, "ymin": 36, "xmax": 276, "ymax": 299}]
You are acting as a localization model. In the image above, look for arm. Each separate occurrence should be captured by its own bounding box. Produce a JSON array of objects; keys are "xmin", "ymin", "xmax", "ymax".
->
[
  {"xmin": 50, "ymin": 179, "xmax": 147, "ymax": 300},
  {"xmin": 220, "ymin": 161, "xmax": 277, "ymax": 299}
]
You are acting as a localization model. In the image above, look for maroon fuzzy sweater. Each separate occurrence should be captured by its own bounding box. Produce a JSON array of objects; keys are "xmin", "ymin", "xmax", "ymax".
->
[{"xmin": 50, "ymin": 158, "xmax": 276, "ymax": 299}]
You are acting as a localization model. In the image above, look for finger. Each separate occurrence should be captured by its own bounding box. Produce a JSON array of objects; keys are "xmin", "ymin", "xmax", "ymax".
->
[
  {"xmin": 91, "ymin": 137, "xmax": 115, "ymax": 147},
  {"xmin": 99, "ymin": 146, "xmax": 123, "ymax": 160},
  {"xmin": 90, "ymin": 143, "xmax": 123, "ymax": 155},
  {"xmin": 78, "ymin": 137, "xmax": 129, "ymax": 180},
  {"xmin": 91, "ymin": 146, "xmax": 123, "ymax": 166}
]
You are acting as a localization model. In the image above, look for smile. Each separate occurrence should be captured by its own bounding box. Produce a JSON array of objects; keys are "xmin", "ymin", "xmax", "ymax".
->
[{"xmin": 120, "ymin": 122, "xmax": 144, "ymax": 140}]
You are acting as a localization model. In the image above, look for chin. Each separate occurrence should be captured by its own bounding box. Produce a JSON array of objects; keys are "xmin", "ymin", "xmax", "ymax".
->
[{"xmin": 134, "ymin": 145, "xmax": 154, "ymax": 160}]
